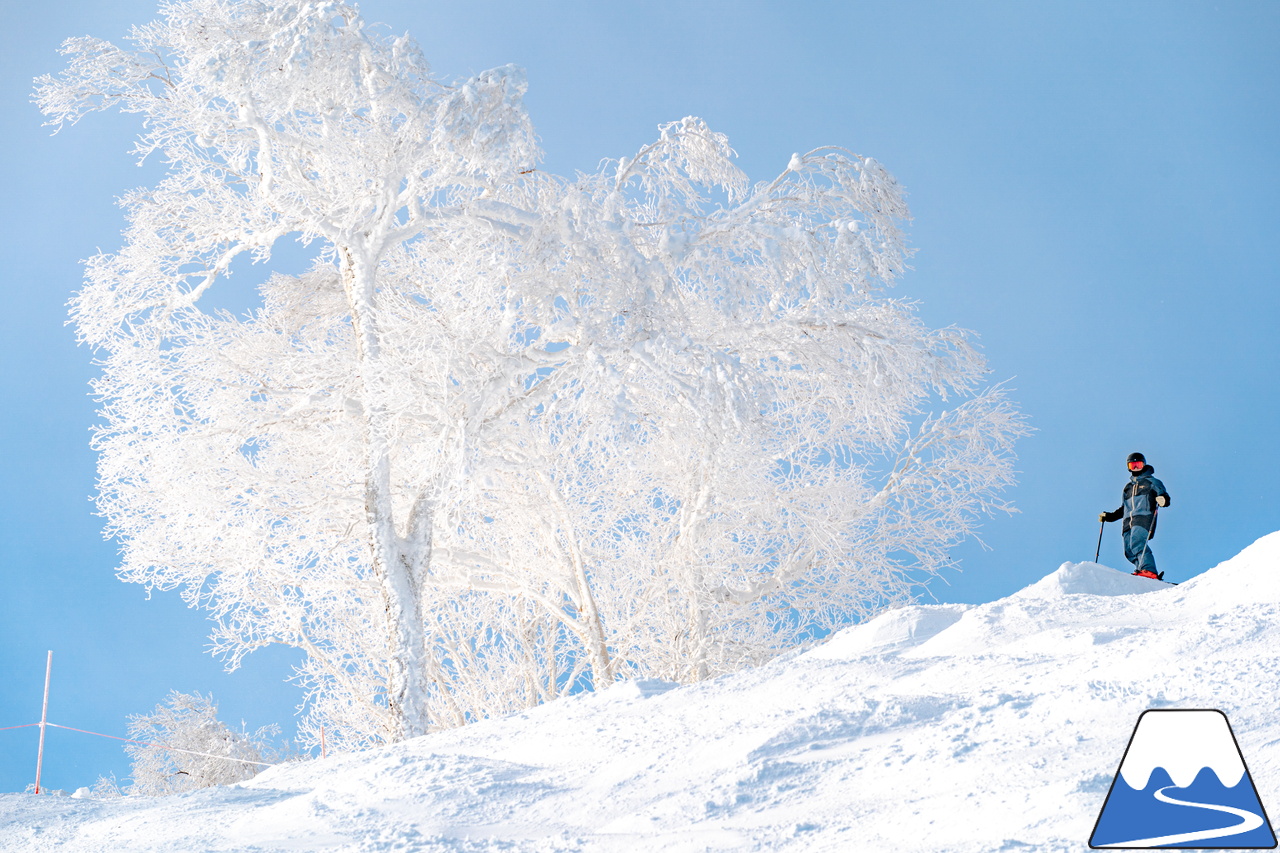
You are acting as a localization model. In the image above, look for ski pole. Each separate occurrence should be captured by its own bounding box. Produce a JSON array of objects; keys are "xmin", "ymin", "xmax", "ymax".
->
[{"xmin": 1094, "ymin": 519, "xmax": 1105, "ymax": 563}]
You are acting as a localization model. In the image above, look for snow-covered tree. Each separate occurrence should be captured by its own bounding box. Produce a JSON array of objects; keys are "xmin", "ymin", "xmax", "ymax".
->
[
  {"xmin": 124, "ymin": 691, "xmax": 276, "ymax": 795},
  {"xmin": 37, "ymin": 0, "xmax": 1027, "ymax": 749}
]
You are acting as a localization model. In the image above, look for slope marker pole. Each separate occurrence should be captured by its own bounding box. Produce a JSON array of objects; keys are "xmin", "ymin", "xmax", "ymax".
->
[{"xmin": 34, "ymin": 651, "xmax": 52, "ymax": 795}]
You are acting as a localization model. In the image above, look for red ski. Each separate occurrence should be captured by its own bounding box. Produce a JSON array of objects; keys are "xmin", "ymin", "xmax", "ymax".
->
[{"xmin": 1132, "ymin": 569, "xmax": 1177, "ymax": 585}]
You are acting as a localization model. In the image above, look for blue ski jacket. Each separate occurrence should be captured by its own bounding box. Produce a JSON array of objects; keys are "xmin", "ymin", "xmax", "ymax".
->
[{"xmin": 1103, "ymin": 464, "xmax": 1170, "ymax": 537}]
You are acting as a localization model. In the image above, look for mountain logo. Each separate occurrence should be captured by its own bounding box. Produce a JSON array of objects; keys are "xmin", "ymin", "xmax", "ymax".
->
[{"xmin": 1090, "ymin": 709, "xmax": 1276, "ymax": 849}]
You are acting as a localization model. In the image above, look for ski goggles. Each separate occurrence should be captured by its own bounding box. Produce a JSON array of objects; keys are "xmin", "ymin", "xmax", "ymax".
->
[{"xmin": 1127, "ymin": 459, "xmax": 1145, "ymax": 471}]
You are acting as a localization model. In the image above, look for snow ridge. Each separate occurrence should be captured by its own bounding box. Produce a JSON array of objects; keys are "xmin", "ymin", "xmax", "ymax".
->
[{"xmin": 5, "ymin": 535, "xmax": 1280, "ymax": 852}]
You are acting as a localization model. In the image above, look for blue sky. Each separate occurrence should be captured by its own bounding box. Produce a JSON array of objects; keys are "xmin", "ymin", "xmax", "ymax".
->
[{"xmin": 3, "ymin": 0, "xmax": 1278, "ymax": 794}]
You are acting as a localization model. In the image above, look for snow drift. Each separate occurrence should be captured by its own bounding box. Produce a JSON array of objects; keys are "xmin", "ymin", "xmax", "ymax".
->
[{"xmin": 4, "ymin": 534, "xmax": 1280, "ymax": 852}]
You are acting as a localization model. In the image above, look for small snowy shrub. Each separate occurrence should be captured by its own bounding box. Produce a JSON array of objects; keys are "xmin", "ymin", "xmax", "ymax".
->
[
  {"xmin": 125, "ymin": 691, "xmax": 276, "ymax": 796},
  {"xmin": 91, "ymin": 774, "xmax": 123, "ymax": 798}
]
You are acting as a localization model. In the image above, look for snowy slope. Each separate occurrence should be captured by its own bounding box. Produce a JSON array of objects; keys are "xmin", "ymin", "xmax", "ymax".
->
[{"xmin": 5, "ymin": 533, "xmax": 1280, "ymax": 852}]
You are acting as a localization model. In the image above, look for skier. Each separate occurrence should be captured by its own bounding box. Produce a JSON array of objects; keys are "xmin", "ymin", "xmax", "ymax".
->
[{"xmin": 1099, "ymin": 452, "xmax": 1170, "ymax": 578}]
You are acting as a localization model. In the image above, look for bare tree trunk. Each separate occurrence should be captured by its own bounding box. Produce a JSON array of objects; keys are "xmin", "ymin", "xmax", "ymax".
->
[
  {"xmin": 569, "ymin": 545, "xmax": 614, "ymax": 686},
  {"xmin": 341, "ymin": 246, "xmax": 431, "ymax": 740},
  {"xmin": 534, "ymin": 470, "xmax": 614, "ymax": 688}
]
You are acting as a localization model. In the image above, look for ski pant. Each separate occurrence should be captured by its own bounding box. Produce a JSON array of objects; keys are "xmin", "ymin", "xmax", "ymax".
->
[{"xmin": 1123, "ymin": 522, "xmax": 1157, "ymax": 574}]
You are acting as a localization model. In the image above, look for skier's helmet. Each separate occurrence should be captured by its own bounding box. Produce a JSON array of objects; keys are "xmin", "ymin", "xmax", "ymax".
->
[{"xmin": 1126, "ymin": 452, "xmax": 1146, "ymax": 473}]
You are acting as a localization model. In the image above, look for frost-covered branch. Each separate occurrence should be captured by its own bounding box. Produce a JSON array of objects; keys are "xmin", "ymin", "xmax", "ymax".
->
[{"xmin": 41, "ymin": 0, "xmax": 1027, "ymax": 750}]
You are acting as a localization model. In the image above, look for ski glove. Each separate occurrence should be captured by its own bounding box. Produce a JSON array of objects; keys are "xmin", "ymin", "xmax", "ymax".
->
[
  {"xmin": 1099, "ymin": 512, "xmax": 1108, "ymax": 522},
  {"xmin": 1156, "ymin": 494, "xmax": 1168, "ymax": 507}
]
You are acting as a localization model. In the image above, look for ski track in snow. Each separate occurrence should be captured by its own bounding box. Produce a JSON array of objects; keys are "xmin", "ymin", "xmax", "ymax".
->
[{"xmin": 5, "ymin": 532, "xmax": 1280, "ymax": 852}]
